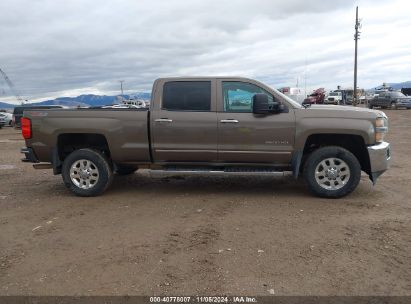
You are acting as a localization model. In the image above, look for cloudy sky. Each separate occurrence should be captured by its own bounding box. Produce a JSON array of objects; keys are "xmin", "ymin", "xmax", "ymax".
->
[{"xmin": 0, "ymin": 0, "xmax": 410, "ymax": 104}]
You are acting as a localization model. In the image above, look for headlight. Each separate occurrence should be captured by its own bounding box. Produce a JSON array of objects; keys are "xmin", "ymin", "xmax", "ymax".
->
[{"xmin": 375, "ymin": 117, "xmax": 388, "ymax": 143}]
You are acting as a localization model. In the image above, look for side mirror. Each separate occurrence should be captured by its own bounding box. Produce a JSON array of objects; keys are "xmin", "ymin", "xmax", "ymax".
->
[
  {"xmin": 253, "ymin": 94, "xmax": 270, "ymax": 114},
  {"xmin": 253, "ymin": 94, "xmax": 284, "ymax": 114},
  {"xmin": 270, "ymin": 101, "xmax": 283, "ymax": 113}
]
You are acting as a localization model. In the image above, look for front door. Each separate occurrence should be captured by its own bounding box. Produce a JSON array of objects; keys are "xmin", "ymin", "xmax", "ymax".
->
[
  {"xmin": 151, "ymin": 80, "xmax": 218, "ymax": 162},
  {"xmin": 217, "ymin": 80, "xmax": 295, "ymax": 164}
]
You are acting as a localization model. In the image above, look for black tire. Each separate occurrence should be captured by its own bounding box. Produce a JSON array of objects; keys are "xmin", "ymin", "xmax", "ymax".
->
[
  {"xmin": 62, "ymin": 149, "xmax": 113, "ymax": 197},
  {"xmin": 390, "ymin": 102, "xmax": 397, "ymax": 110},
  {"xmin": 115, "ymin": 165, "xmax": 138, "ymax": 175},
  {"xmin": 368, "ymin": 104, "xmax": 373, "ymax": 109},
  {"xmin": 303, "ymin": 146, "xmax": 361, "ymax": 198}
]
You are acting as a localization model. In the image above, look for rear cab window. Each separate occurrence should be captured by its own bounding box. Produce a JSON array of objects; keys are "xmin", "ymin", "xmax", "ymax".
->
[{"xmin": 162, "ymin": 81, "xmax": 211, "ymax": 111}]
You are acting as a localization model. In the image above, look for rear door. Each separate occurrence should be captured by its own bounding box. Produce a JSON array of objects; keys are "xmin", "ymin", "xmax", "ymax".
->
[
  {"xmin": 151, "ymin": 79, "xmax": 218, "ymax": 162},
  {"xmin": 217, "ymin": 79, "xmax": 296, "ymax": 164}
]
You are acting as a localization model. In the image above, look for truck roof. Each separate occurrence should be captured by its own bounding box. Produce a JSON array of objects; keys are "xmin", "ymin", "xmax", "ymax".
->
[{"xmin": 155, "ymin": 76, "xmax": 253, "ymax": 81}]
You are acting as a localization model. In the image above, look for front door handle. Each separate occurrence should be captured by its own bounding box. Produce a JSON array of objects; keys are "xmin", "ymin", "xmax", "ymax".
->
[
  {"xmin": 155, "ymin": 118, "xmax": 173, "ymax": 123},
  {"xmin": 220, "ymin": 119, "xmax": 239, "ymax": 123}
]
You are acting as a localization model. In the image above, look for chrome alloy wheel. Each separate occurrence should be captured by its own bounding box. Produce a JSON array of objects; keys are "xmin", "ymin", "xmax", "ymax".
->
[
  {"xmin": 314, "ymin": 157, "xmax": 350, "ymax": 190},
  {"xmin": 70, "ymin": 159, "xmax": 99, "ymax": 189}
]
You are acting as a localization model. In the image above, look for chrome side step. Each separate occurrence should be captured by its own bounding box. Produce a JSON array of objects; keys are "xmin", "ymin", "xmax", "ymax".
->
[{"xmin": 149, "ymin": 168, "xmax": 292, "ymax": 177}]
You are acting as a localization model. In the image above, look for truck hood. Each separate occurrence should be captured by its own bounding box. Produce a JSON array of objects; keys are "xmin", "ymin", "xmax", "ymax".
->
[
  {"xmin": 297, "ymin": 105, "xmax": 386, "ymax": 119},
  {"xmin": 396, "ymin": 97, "xmax": 411, "ymax": 103}
]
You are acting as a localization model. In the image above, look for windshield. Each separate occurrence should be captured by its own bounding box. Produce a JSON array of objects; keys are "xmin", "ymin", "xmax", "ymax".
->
[
  {"xmin": 391, "ymin": 92, "xmax": 406, "ymax": 98},
  {"xmin": 329, "ymin": 92, "xmax": 341, "ymax": 96}
]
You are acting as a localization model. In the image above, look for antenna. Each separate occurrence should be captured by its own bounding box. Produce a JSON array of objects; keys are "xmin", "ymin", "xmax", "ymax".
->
[{"xmin": 304, "ymin": 58, "xmax": 308, "ymax": 97}]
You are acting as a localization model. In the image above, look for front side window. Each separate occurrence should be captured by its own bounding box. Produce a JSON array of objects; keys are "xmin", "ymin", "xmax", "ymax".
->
[
  {"xmin": 222, "ymin": 81, "xmax": 274, "ymax": 112},
  {"xmin": 163, "ymin": 81, "xmax": 211, "ymax": 111}
]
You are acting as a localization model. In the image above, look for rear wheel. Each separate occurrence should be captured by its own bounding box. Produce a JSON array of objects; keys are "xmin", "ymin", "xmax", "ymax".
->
[
  {"xmin": 62, "ymin": 149, "xmax": 113, "ymax": 197},
  {"xmin": 303, "ymin": 146, "xmax": 361, "ymax": 198}
]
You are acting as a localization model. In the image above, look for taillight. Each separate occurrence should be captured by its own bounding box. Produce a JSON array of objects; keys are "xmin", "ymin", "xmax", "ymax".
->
[{"xmin": 21, "ymin": 117, "xmax": 32, "ymax": 139}]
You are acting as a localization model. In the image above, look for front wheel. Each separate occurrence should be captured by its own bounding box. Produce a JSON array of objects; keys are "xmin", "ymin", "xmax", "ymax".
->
[
  {"xmin": 62, "ymin": 149, "xmax": 113, "ymax": 197},
  {"xmin": 303, "ymin": 146, "xmax": 361, "ymax": 198}
]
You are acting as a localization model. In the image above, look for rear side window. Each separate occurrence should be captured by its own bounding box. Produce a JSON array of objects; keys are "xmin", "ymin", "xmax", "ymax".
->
[{"xmin": 163, "ymin": 81, "xmax": 211, "ymax": 111}]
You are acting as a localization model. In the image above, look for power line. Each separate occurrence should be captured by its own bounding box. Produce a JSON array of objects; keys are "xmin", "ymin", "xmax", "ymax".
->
[{"xmin": 0, "ymin": 68, "xmax": 25, "ymax": 104}]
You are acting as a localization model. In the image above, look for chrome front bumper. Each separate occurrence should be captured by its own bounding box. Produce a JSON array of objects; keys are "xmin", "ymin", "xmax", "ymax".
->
[{"xmin": 367, "ymin": 141, "xmax": 391, "ymax": 184}]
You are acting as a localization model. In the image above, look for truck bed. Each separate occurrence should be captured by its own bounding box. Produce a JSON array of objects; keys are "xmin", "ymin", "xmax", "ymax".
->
[{"xmin": 24, "ymin": 108, "xmax": 151, "ymax": 164}]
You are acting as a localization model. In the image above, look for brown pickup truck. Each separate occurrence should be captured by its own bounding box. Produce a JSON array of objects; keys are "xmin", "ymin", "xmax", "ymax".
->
[{"xmin": 20, "ymin": 77, "xmax": 391, "ymax": 198}]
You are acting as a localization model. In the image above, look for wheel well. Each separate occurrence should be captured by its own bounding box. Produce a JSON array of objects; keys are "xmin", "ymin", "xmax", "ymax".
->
[
  {"xmin": 57, "ymin": 133, "xmax": 110, "ymax": 161},
  {"xmin": 302, "ymin": 134, "xmax": 371, "ymax": 175}
]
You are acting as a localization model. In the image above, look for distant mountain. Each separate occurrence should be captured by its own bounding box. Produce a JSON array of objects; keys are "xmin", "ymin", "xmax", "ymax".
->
[
  {"xmin": 0, "ymin": 92, "xmax": 151, "ymax": 109},
  {"xmin": 0, "ymin": 102, "xmax": 14, "ymax": 109}
]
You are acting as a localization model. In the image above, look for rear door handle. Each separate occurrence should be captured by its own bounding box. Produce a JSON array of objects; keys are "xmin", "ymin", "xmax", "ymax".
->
[
  {"xmin": 155, "ymin": 118, "xmax": 173, "ymax": 123},
  {"xmin": 220, "ymin": 119, "xmax": 239, "ymax": 123}
]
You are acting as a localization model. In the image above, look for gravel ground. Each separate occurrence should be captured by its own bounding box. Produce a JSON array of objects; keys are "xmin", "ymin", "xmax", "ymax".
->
[{"xmin": 0, "ymin": 109, "xmax": 410, "ymax": 296}]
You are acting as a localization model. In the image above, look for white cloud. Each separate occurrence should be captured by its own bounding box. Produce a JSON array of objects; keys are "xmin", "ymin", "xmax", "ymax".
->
[{"xmin": 0, "ymin": 0, "xmax": 410, "ymax": 104}]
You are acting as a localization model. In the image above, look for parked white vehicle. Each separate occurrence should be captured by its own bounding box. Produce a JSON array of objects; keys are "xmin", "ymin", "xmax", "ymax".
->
[
  {"xmin": 278, "ymin": 87, "xmax": 305, "ymax": 104},
  {"xmin": 324, "ymin": 91, "xmax": 343, "ymax": 105},
  {"xmin": 0, "ymin": 112, "xmax": 12, "ymax": 126}
]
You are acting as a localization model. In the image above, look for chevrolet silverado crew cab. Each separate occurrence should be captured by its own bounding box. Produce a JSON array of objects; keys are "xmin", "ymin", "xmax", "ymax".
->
[{"xmin": 20, "ymin": 77, "xmax": 391, "ymax": 198}]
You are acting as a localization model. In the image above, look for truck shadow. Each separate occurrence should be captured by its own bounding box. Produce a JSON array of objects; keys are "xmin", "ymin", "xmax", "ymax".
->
[{"xmin": 107, "ymin": 171, "xmax": 310, "ymax": 198}]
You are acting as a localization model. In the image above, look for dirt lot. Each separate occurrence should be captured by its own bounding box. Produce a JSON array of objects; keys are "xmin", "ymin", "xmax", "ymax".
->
[{"xmin": 0, "ymin": 110, "xmax": 410, "ymax": 296}]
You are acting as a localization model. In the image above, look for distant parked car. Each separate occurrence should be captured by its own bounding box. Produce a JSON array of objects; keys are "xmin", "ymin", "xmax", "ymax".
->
[
  {"xmin": 324, "ymin": 91, "xmax": 343, "ymax": 105},
  {"xmin": 303, "ymin": 88, "xmax": 325, "ymax": 104},
  {"xmin": 12, "ymin": 105, "xmax": 64, "ymax": 128},
  {"xmin": 0, "ymin": 116, "xmax": 6, "ymax": 128},
  {"xmin": 369, "ymin": 91, "xmax": 411, "ymax": 109},
  {"xmin": 0, "ymin": 112, "xmax": 13, "ymax": 126},
  {"xmin": 278, "ymin": 87, "xmax": 305, "ymax": 104}
]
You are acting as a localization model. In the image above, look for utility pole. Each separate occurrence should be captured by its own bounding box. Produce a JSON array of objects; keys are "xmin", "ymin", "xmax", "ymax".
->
[
  {"xmin": 119, "ymin": 80, "xmax": 124, "ymax": 96},
  {"xmin": 118, "ymin": 80, "xmax": 125, "ymax": 103},
  {"xmin": 353, "ymin": 6, "xmax": 361, "ymax": 106}
]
